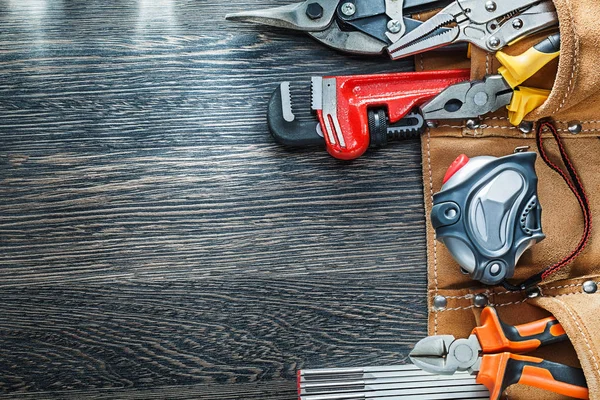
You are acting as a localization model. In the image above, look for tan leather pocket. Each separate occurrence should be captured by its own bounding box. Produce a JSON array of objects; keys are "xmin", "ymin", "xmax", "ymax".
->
[
  {"xmin": 424, "ymin": 278, "xmax": 599, "ymax": 399},
  {"xmin": 421, "ymin": 0, "xmax": 600, "ymax": 301},
  {"xmin": 468, "ymin": 0, "xmax": 600, "ymax": 125},
  {"xmin": 529, "ymin": 0, "xmax": 600, "ymax": 121},
  {"xmin": 534, "ymin": 289, "xmax": 600, "ymax": 399}
]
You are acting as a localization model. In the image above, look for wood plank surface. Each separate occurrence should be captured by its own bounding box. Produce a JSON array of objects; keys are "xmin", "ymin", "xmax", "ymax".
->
[{"xmin": 0, "ymin": 1, "xmax": 429, "ymax": 398}]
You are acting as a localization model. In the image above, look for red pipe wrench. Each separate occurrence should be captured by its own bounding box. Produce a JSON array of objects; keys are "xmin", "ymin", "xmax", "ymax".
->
[{"xmin": 311, "ymin": 69, "xmax": 471, "ymax": 160}]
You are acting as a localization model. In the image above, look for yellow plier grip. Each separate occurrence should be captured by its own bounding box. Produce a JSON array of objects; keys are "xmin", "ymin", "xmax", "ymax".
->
[
  {"xmin": 507, "ymin": 87, "xmax": 551, "ymax": 126},
  {"xmin": 496, "ymin": 33, "xmax": 561, "ymax": 89},
  {"xmin": 496, "ymin": 33, "xmax": 560, "ymax": 125}
]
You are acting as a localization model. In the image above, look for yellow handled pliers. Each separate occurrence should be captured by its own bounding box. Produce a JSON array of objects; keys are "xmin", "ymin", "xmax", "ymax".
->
[{"xmin": 420, "ymin": 33, "xmax": 560, "ymax": 126}]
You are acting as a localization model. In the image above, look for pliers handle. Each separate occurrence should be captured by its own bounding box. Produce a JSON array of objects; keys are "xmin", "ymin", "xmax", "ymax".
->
[
  {"xmin": 474, "ymin": 306, "xmax": 567, "ymax": 354},
  {"xmin": 411, "ymin": 307, "xmax": 589, "ymax": 399},
  {"xmin": 475, "ymin": 308, "xmax": 588, "ymax": 400},
  {"xmin": 420, "ymin": 33, "xmax": 560, "ymax": 125},
  {"xmin": 479, "ymin": 353, "xmax": 589, "ymax": 400}
]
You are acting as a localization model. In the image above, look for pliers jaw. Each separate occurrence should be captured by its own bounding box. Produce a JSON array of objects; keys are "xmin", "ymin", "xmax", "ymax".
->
[
  {"xmin": 410, "ymin": 334, "xmax": 482, "ymax": 375},
  {"xmin": 421, "ymin": 75, "xmax": 513, "ymax": 121},
  {"xmin": 388, "ymin": 3, "xmax": 463, "ymax": 59}
]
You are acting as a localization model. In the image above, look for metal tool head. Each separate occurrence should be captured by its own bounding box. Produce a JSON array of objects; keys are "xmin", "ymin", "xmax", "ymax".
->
[
  {"xmin": 225, "ymin": 0, "xmax": 339, "ymax": 32},
  {"xmin": 388, "ymin": 2, "xmax": 462, "ymax": 59},
  {"xmin": 411, "ymin": 335, "xmax": 482, "ymax": 375},
  {"xmin": 389, "ymin": 0, "xmax": 559, "ymax": 58},
  {"xmin": 309, "ymin": 21, "xmax": 389, "ymax": 54},
  {"xmin": 266, "ymin": 76, "xmax": 425, "ymax": 150},
  {"xmin": 227, "ymin": 0, "xmax": 462, "ymax": 56},
  {"xmin": 268, "ymin": 81, "xmax": 325, "ymax": 148},
  {"xmin": 311, "ymin": 15, "xmax": 458, "ymax": 55},
  {"xmin": 421, "ymin": 75, "xmax": 513, "ymax": 121}
]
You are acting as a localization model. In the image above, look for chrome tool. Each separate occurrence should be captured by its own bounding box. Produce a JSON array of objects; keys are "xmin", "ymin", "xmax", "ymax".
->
[
  {"xmin": 388, "ymin": 0, "xmax": 558, "ymax": 59},
  {"xmin": 298, "ymin": 363, "xmax": 490, "ymax": 399},
  {"xmin": 226, "ymin": 0, "xmax": 464, "ymax": 56},
  {"xmin": 421, "ymin": 33, "xmax": 560, "ymax": 126}
]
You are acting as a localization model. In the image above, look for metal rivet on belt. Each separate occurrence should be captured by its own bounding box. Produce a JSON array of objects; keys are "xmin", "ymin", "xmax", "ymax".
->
[
  {"xmin": 473, "ymin": 293, "xmax": 488, "ymax": 308},
  {"xmin": 568, "ymin": 121, "xmax": 582, "ymax": 135},
  {"xmin": 466, "ymin": 119, "xmax": 480, "ymax": 130},
  {"xmin": 583, "ymin": 281, "xmax": 598, "ymax": 294},
  {"xmin": 433, "ymin": 295, "xmax": 447, "ymax": 310},
  {"xmin": 526, "ymin": 287, "xmax": 541, "ymax": 299},
  {"xmin": 518, "ymin": 121, "xmax": 533, "ymax": 134}
]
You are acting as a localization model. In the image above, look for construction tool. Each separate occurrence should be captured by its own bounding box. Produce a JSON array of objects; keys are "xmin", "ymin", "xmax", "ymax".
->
[
  {"xmin": 298, "ymin": 363, "xmax": 490, "ymax": 399},
  {"xmin": 411, "ymin": 307, "xmax": 589, "ymax": 400},
  {"xmin": 388, "ymin": 0, "xmax": 558, "ymax": 59},
  {"xmin": 431, "ymin": 151, "xmax": 545, "ymax": 285},
  {"xmin": 421, "ymin": 33, "xmax": 560, "ymax": 125},
  {"xmin": 269, "ymin": 69, "xmax": 470, "ymax": 160},
  {"xmin": 226, "ymin": 0, "xmax": 467, "ymax": 56}
]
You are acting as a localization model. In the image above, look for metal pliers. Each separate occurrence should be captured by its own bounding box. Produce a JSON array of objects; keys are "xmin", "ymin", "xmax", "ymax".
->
[
  {"xmin": 421, "ymin": 33, "xmax": 560, "ymax": 126},
  {"xmin": 226, "ymin": 0, "xmax": 463, "ymax": 56},
  {"xmin": 411, "ymin": 307, "xmax": 589, "ymax": 400},
  {"xmin": 389, "ymin": 0, "xmax": 558, "ymax": 59}
]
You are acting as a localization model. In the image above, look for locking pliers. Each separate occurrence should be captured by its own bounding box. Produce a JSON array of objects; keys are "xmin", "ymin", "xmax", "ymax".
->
[{"xmin": 389, "ymin": 0, "xmax": 558, "ymax": 59}]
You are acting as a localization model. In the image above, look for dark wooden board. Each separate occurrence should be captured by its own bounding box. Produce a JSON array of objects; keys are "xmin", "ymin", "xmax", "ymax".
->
[
  {"xmin": 0, "ymin": 381, "xmax": 297, "ymax": 400},
  {"xmin": 0, "ymin": 1, "xmax": 428, "ymax": 398}
]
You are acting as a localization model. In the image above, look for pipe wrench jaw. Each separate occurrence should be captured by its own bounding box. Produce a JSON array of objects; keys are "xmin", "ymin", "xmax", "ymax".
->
[
  {"xmin": 267, "ymin": 82, "xmax": 325, "ymax": 149},
  {"xmin": 432, "ymin": 152, "xmax": 546, "ymax": 285}
]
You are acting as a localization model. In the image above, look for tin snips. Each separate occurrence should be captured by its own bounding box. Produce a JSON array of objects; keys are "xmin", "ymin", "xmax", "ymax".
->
[{"xmin": 226, "ymin": 0, "xmax": 461, "ymax": 57}]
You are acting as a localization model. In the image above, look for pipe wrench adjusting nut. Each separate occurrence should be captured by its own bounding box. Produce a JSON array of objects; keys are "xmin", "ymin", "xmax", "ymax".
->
[{"xmin": 431, "ymin": 152, "xmax": 545, "ymax": 285}]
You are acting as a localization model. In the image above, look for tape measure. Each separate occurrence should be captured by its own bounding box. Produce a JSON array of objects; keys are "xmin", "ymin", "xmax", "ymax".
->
[{"xmin": 431, "ymin": 152, "xmax": 546, "ymax": 285}]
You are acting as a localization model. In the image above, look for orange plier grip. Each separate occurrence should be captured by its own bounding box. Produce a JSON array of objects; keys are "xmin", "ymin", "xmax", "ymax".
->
[
  {"xmin": 478, "ymin": 353, "xmax": 589, "ymax": 400},
  {"xmin": 474, "ymin": 307, "xmax": 567, "ymax": 354}
]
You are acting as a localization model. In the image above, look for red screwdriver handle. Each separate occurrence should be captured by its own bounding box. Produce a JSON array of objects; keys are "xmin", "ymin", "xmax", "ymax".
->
[
  {"xmin": 478, "ymin": 353, "xmax": 589, "ymax": 400},
  {"xmin": 316, "ymin": 69, "xmax": 470, "ymax": 160},
  {"xmin": 474, "ymin": 307, "xmax": 567, "ymax": 354}
]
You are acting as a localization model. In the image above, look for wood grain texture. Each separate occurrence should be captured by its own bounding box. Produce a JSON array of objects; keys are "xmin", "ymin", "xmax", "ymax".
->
[
  {"xmin": 0, "ymin": 381, "xmax": 297, "ymax": 400},
  {"xmin": 0, "ymin": 1, "xmax": 428, "ymax": 398}
]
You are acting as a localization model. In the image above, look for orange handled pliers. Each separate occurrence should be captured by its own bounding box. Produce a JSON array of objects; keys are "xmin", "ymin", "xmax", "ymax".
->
[{"xmin": 410, "ymin": 307, "xmax": 589, "ymax": 400}]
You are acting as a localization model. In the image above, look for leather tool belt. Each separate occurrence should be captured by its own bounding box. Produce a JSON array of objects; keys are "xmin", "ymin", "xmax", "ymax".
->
[{"xmin": 420, "ymin": 1, "xmax": 600, "ymax": 398}]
